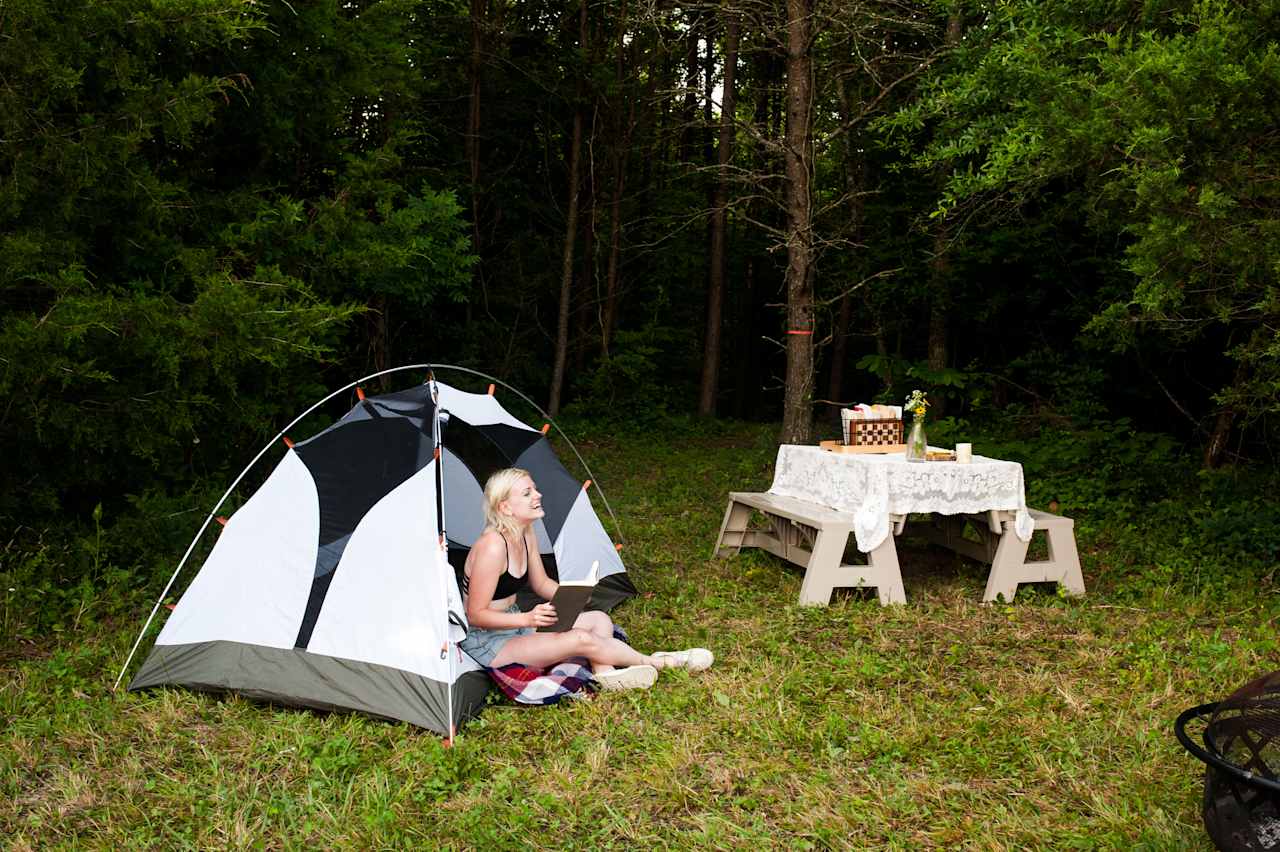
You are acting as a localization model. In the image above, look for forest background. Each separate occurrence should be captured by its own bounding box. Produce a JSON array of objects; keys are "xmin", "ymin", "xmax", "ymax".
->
[{"xmin": 3, "ymin": 0, "xmax": 1280, "ymax": 627}]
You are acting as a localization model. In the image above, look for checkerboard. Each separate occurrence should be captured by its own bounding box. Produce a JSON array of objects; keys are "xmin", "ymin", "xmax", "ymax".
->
[{"xmin": 848, "ymin": 417, "xmax": 903, "ymax": 446}]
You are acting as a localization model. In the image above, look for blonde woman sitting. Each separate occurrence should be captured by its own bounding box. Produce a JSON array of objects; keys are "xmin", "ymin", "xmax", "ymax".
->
[{"xmin": 457, "ymin": 468, "xmax": 712, "ymax": 690}]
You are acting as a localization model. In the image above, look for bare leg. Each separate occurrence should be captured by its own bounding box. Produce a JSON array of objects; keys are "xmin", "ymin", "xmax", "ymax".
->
[
  {"xmin": 572, "ymin": 611, "xmax": 617, "ymax": 673},
  {"xmin": 490, "ymin": 626, "xmax": 662, "ymax": 672}
]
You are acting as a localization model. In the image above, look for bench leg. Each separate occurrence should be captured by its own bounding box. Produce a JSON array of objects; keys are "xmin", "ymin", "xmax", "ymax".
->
[
  {"xmin": 867, "ymin": 533, "xmax": 906, "ymax": 605},
  {"xmin": 1047, "ymin": 527, "xmax": 1086, "ymax": 596},
  {"xmin": 798, "ymin": 527, "xmax": 852, "ymax": 606},
  {"xmin": 712, "ymin": 499, "xmax": 753, "ymax": 558},
  {"xmin": 984, "ymin": 524, "xmax": 1031, "ymax": 603}
]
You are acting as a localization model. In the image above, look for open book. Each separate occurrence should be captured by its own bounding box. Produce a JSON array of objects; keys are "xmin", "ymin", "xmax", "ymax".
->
[{"xmin": 537, "ymin": 560, "xmax": 599, "ymax": 633}]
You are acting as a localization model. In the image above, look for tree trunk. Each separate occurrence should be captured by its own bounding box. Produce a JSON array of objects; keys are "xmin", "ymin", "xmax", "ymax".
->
[
  {"xmin": 600, "ymin": 5, "xmax": 646, "ymax": 357},
  {"xmin": 368, "ymin": 294, "xmax": 390, "ymax": 390},
  {"xmin": 574, "ymin": 169, "xmax": 595, "ymax": 372},
  {"xmin": 601, "ymin": 150, "xmax": 625, "ymax": 356},
  {"xmin": 925, "ymin": 5, "xmax": 964, "ymax": 418},
  {"xmin": 466, "ymin": 0, "xmax": 485, "ymax": 313},
  {"xmin": 828, "ymin": 75, "xmax": 865, "ymax": 407},
  {"xmin": 1204, "ymin": 360, "xmax": 1248, "ymax": 468},
  {"xmin": 780, "ymin": 0, "xmax": 815, "ymax": 444},
  {"xmin": 874, "ymin": 313, "xmax": 892, "ymax": 390},
  {"xmin": 679, "ymin": 13, "xmax": 700, "ymax": 162},
  {"xmin": 698, "ymin": 14, "xmax": 738, "ymax": 417},
  {"xmin": 548, "ymin": 3, "xmax": 588, "ymax": 416},
  {"xmin": 734, "ymin": 255, "xmax": 757, "ymax": 419},
  {"xmin": 827, "ymin": 292, "xmax": 853, "ymax": 404}
]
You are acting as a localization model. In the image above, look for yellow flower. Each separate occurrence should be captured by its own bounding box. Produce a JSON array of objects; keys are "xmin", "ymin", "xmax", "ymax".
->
[{"xmin": 915, "ymin": 407, "xmax": 925, "ymax": 416}]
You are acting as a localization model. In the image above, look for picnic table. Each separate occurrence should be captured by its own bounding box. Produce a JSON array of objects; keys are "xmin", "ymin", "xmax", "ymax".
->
[{"xmin": 713, "ymin": 444, "xmax": 1085, "ymax": 605}]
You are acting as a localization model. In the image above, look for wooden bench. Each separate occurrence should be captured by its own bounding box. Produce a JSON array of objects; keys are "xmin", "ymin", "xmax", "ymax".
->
[
  {"xmin": 918, "ymin": 507, "xmax": 1086, "ymax": 602},
  {"xmin": 712, "ymin": 491, "xmax": 906, "ymax": 606}
]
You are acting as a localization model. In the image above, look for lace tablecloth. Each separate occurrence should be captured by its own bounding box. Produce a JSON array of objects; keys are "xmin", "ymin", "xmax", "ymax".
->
[{"xmin": 768, "ymin": 445, "xmax": 1035, "ymax": 553}]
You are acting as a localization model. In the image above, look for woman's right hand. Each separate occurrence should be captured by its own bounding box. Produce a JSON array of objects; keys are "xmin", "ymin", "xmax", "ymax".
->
[{"xmin": 527, "ymin": 602, "xmax": 557, "ymax": 628}]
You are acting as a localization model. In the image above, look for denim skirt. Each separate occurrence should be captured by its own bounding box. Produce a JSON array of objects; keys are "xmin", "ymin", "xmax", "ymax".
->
[{"xmin": 458, "ymin": 603, "xmax": 534, "ymax": 667}]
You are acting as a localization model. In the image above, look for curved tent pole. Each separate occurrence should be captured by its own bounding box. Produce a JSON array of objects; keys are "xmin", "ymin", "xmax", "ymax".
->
[
  {"xmin": 113, "ymin": 362, "xmax": 626, "ymax": 693},
  {"xmin": 112, "ymin": 363, "xmax": 435, "ymax": 692}
]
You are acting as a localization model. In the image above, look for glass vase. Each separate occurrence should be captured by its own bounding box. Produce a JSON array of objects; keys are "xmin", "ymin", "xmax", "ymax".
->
[{"xmin": 905, "ymin": 417, "xmax": 928, "ymax": 462}]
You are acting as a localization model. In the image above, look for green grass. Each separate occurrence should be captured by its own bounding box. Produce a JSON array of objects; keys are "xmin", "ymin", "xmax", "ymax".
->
[{"xmin": 3, "ymin": 420, "xmax": 1273, "ymax": 848}]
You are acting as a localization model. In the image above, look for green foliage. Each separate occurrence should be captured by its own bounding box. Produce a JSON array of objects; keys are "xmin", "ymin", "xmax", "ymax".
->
[
  {"xmin": 855, "ymin": 354, "xmax": 982, "ymax": 407},
  {"xmin": 887, "ymin": 0, "xmax": 1280, "ymax": 421},
  {"xmin": 565, "ymin": 321, "xmax": 700, "ymax": 424},
  {"xmin": 0, "ymin": 0, "xmax": 477, "ymax": 570},
  {"xmin": 0, "ymin": 269, "xmax": 356, "ymax": 519},
  {"xmin": 225, "ymin": 153, "xmax": 475, "ymax": 306}
]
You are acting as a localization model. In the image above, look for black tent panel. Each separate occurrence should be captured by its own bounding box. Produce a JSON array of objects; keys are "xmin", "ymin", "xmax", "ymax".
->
[
  {"xmin": 469, "ymin": 422, "xmax": 543, "ymax": 464},
  {"xmin": 440, "ymin": 417, "xmax": 515, "ymax": 490},
  {"xmin": 294, "ymin": 417, "xmax": 433, "ymax": 548}
]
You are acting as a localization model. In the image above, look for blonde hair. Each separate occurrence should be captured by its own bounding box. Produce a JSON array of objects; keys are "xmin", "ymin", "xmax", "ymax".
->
[{"xmin": 483, "ymin": 467, "xmax": 533, "ymax": 538}]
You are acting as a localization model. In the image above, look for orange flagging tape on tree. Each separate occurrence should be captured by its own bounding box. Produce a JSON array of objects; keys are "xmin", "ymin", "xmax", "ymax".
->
[{"xmin": 786, "ymin": 329, "xmax": 813, "ymax": 335}]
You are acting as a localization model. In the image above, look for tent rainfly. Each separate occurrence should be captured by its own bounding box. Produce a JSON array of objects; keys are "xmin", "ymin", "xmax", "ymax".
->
[{"xmin": 126, "ymin": 375, "xmax": 635, "ymax": 735}]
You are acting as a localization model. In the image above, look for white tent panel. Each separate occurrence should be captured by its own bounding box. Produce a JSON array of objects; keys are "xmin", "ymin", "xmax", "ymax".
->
[
  {"xmin": 308, "ymin": 463, "xmax": 475, "ymax": 679},
  {"xmin": 157, "ymin": 451, "xmax": 320, "ymax": 649},
  {"xmin": 435, "ymin": 384, "xmax": 537, "ymax": 432},
  {"xmin": 533, "ymin": 517, "xmax": 552, "ymax": 554},
  {"xmin": 553, "ymin": 489, "xmax": 625, "ymax": 582}
]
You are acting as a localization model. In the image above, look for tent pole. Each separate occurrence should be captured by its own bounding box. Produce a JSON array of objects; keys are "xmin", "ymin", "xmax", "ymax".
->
[
  {"xmin": 112, "ymin": 363, "xmax": 439, "ymax": 693},
  {"xmin": 428, "ymin": 372, "xmax": 457, "ymax": 745}
]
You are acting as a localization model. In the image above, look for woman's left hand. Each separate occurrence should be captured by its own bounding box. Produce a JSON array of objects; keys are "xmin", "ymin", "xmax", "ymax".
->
[{"xmin": 527, "ymin": 602, "xmax": 557, "ymax": 628}]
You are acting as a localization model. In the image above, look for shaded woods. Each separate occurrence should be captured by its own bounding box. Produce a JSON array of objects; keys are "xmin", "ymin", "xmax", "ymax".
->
[{"xmin": 4, "ymin": 0, "xmax": 1280, "ymax": 574}]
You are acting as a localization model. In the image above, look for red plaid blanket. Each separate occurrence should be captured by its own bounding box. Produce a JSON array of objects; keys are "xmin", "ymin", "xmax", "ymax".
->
[
  {"xmin": 486, "ymin": 657, "xmax": 596, "ymax": 705},
  {"xmin": 482, "ymin": 625, "xmax": 629, "ymax": 705}
]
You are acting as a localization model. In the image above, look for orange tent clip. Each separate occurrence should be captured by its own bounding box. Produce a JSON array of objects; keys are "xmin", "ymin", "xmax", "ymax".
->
[
  {"xmin": 282, "ymin": 436, "xmax": 294, "ymax": 448},
  {"xmin": 215, "ymin": 516, "xmax": 228, "ymax": 527},
  {"xmin": 356, "ymin": 386, "xmax": 365, "ymax": 401},
  {"xmin": 487, "ymin": 384, "xmax": 495, "ymax": 395},
  {"xmin": 540, "ymin": 424, "xmax": 551, "ymax": 435}
]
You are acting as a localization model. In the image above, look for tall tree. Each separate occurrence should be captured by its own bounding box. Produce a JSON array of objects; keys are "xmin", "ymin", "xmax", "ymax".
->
[
  {"xmin": 548, "ymin": 0, "xmax": 589, "ymax": 415},
  {"xmin": 779, "ymin": 0, "xmax": 816, "ymax": 443},
  {"xmin": 698, "ymin": 9, "xmax": 740, "ymax": 416}
]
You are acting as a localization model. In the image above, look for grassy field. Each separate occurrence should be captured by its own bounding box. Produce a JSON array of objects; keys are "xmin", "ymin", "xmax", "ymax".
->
[{"xmin": 2, "ymin": 420, "xmax": 1274, "ymax": 848}]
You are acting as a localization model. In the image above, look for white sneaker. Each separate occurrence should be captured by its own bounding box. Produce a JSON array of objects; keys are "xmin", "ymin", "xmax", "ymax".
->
[
  {"xmin": 652, "ymin": 648, "xmax": 714, "ymax": 672},
  {"xmin": 594, "ymin": 664, "xmax": 658, "ymax": 691}
]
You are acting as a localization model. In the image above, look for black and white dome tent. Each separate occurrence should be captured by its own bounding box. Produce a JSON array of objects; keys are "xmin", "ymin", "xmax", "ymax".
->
[{"xmin": 119, "ymin": 369, "xmax": 635, "ymax": 736}]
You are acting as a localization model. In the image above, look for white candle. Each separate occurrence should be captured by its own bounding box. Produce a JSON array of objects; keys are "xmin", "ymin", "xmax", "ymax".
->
[{"xmin": 956, "ymin": 442, "xmax": 973, "ymax": 464}]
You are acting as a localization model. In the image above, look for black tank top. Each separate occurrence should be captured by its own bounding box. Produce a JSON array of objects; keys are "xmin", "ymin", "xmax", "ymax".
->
[{"xmin": 459, "ymin": 533, "xmax": 529, "ymax": 599}]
